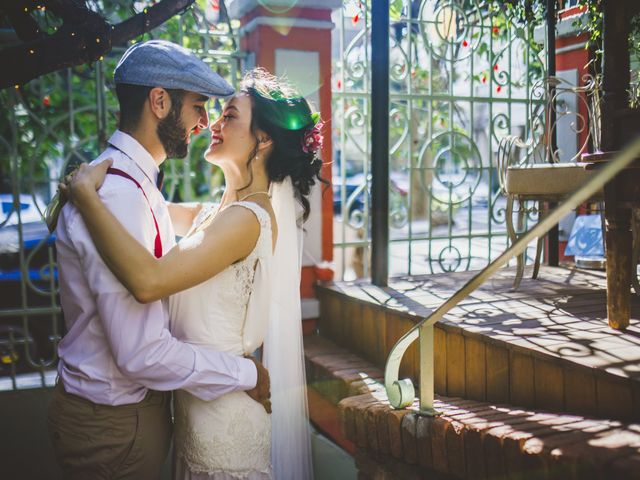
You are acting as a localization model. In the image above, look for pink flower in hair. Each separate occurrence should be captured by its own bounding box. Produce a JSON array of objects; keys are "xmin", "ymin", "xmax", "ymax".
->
[{"xmin": 302, "ymin": 120, "xmax": 324, "ymax": 154}]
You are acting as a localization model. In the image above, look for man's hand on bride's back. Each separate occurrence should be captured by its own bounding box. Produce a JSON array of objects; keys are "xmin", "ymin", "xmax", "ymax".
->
[
  {"xmin": 245, "ymin": 356, "xmax": 271, "ymax": 414},
  {"xmin": 60, "ymin": 159, "xmax": 113, "ymax": 207}
]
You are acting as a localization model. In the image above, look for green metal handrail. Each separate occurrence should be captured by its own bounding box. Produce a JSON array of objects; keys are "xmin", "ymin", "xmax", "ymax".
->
[{"xmin": 384, "ymin": 137, "xmax": 640, "ymax": 414}]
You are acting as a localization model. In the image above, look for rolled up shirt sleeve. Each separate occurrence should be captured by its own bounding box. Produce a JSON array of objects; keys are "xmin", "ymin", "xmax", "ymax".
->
[
  {"xmin": 95, "ymin": 291, "xmax": 257, "ymax": 400},
  {"xmin": 68, "ymin": 180, "xmax": 257, "ymax": 401}
]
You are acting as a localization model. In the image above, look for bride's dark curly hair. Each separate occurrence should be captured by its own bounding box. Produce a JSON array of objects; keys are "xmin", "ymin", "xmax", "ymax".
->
[{"xmin": 240, "ymin": 68, "xmax": 327, "ymax": 222}]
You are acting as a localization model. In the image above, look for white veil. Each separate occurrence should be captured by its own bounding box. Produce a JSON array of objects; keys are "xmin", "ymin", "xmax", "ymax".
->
[{"xmin": 263, "ymin": 177, "xmax": 314, "ymax": 480}]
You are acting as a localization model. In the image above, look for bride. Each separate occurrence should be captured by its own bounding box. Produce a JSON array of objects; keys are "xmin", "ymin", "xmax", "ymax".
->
[{"xmin": 63, "ymin": 68, "xmax": 325, "ymax": 479}]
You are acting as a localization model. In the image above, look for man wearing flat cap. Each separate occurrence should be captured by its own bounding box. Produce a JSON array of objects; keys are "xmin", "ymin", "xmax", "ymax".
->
[{"xmin": 48, "ymin": 40, "xmax": 270, "ymax": 479}]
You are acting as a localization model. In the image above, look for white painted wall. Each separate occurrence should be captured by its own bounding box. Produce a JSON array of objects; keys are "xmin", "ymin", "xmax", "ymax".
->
[{"xmin": 275, "ymin": 48, "xmax": 324, "ymax": 267}]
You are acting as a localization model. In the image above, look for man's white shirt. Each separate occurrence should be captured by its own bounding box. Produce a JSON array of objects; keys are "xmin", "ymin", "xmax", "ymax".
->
[{"xmin": 56, "ymin": 130, "xmax": 256, "ymax": 406}]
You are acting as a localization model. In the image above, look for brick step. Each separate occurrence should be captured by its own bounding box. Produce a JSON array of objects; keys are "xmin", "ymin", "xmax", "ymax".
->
[
  {"xmin": 305, "ymin": 335, "xmax": 640, "ymax": 480},
  {"xmin": 316, "ymin": 277, "xmax": 640, "ymax": 423},
  {"xmin": 305, "ymin": 335, "xmax": 385, "ymax": 404}
]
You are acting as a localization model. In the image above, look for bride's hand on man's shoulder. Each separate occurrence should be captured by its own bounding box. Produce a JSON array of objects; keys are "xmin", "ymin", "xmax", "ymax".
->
[{"xmin": 60, "ymin": 159, "xmax": 113, "ymax": 206}]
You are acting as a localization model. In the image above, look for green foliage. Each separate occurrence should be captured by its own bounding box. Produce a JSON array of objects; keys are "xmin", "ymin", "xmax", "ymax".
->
[
  {"xmin": 491, "ymin": 0, "xmax": 640, "ymax": 107},
  {"xmin": 0, "ymin": 1, "xmax": 237, "ymax": 203},
  {"xmin": 390, "ymin": 0, "xmax": 404, "ymax": 21},
  {"xmin": 339, "ymin": 0, "xmax": 545, "ymax": 172},
  {"xmin": 629, "ymin": 14, "xmax": 640, "ymax": 107},
  {"xmin": 571, "ymin": 0, "xmax": 640, "ymax": 107},
  {"xmin": 490, "ymin": 0, "xmax": 549, "ymax": 24}
]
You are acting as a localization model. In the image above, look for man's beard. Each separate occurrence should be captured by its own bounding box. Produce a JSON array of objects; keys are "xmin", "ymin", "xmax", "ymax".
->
[{"xmin": 157, "ymin": 101, "xmax": 189, "ymax": 159}]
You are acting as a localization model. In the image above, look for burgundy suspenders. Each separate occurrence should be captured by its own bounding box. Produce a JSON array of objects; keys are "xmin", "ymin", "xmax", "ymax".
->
[{"xmin": 106, "ymin": 167, "xmax": 163, "ymax": 258}]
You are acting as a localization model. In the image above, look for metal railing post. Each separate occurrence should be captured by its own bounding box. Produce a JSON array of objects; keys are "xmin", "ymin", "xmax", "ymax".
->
[
  {"xmin": 419, "ymin": 324, "xmax": 437, "ymax": 416},
  {"xmin": 371, "ymin": 0, "xmax": 389, "ymax": 286},
  {"xmin": 385, "ymin": 138, "xmax": 640, "ymax": 411},
  {"xmin": 546, "ymin": 0, "xmax": 560, "ymax": 266}
]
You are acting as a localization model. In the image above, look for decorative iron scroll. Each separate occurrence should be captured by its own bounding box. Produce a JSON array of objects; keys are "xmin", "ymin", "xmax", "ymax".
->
[{"xmin": 333, "ymin": 0, "xmax": 546, "ymax": 280}]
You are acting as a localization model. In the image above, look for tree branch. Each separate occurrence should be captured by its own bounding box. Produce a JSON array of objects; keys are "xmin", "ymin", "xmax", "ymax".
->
[
  {"xmin": 112, "ymin": 0, "xmax": 194, "ymax": 45},
  {"xmin": 0, "ymin": 0, "xmax": 196, "ymax": 89},
  {"xmin": 46, "ymin": 0, "xmax": 96, "ymax": 24},
  {"xmin": 4, "ymin": 1, "xmax": 45, "ymax": 43}
]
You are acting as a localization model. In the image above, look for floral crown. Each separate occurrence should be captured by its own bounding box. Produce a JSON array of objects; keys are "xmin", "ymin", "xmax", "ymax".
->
[
  {"xmin": 241, "ymin": 70, "xmax": 324, "ymax": 157},
  {"xmin": 302, "ymin": 112, "xmax": 324, "ymax": 156}
]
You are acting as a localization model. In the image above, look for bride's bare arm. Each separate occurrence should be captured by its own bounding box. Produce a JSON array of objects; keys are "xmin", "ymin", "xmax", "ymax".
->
[
  {"xmin": 65, "ymin": 162, "xmax": 260, "ymax": 303},
  {"xmin": 166, "ymin": 201, "xmax": 203, "ymax": 236}
]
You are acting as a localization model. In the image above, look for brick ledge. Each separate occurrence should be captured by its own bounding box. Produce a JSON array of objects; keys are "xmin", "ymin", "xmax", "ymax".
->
[
  {"xmin": 340, "ymin": 393, "xmax": 640, "ymax": 480},
  {"xmin": 305, "ymin": 335, "xmax": 640, "ymax": 480}
]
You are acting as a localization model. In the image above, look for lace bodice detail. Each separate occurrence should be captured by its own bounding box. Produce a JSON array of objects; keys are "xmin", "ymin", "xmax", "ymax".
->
[
  {"xmin": 192, "ymin": 202, "xmax": 217, "ymax": 228},
  {"xmin": 169, "ymin": 201, "xmax": 272, "ymax": 355},
  {"xmin": 169, "ymin": 201, "xmax": 273, "ymax": 479}
]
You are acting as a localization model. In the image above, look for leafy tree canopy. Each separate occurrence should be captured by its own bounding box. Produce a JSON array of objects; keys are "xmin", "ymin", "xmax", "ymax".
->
[{"xmin": 0, "ymin": 0, "xmax": 198, "ymax": 89}]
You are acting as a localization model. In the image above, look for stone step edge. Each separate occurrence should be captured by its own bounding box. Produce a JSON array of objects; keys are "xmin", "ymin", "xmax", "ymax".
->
[
  {"xmin": 340, "ymin": 392, "xmax": 640, "ymax": 480},
  {"xmin": 305, "ymin": 334, "xmax": 385, "ymax": 405},
  {"xmin": 304, "ymin": 334, "xmax": 640, "ymax": 480},
  {"xmin": 315, "ymin": 283, "xmax": 637, "ymax": 387}
]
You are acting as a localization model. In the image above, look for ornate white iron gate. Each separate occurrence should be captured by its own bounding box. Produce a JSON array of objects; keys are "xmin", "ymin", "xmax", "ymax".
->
[{"xmin": 332, "ymin": 0, "xmax": 546, "ymax": 280}]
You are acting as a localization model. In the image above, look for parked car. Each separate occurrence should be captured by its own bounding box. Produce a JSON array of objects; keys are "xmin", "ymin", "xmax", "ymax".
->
[
  {"xmin": 0, "ymin": 193, "xmax": 46, "ymax": 226},
  {"xmin": 333, "ymin": 172, "xmax": 410, "ymax": 229}
]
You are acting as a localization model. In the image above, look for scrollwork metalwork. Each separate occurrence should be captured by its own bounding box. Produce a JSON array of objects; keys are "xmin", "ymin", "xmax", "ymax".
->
[
  {"xmin": 417, "ymin": 0, "xmax": 486, "ymax": 62},
  {"xmin": 333, "ymin": 0, "xmax": 546, "ymax": 279}
]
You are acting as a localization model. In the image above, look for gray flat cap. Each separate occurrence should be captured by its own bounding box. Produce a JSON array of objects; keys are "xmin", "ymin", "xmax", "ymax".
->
[{"xmin": 114, "ymin": 40, "xmax": 234, "ymax": 97}]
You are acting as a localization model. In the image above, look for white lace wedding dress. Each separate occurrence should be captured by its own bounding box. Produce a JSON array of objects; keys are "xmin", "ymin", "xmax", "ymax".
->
[{"xmin": 170, "ymin": 201, "xmax": 273, "ymax": 480}]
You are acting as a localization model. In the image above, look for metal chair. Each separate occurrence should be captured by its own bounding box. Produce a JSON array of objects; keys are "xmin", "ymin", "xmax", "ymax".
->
[{"xmin": 497, "ymin": 75, "xmax": 603, "ymax": 289}]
